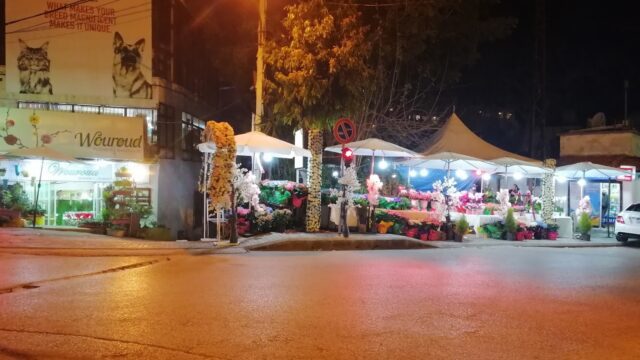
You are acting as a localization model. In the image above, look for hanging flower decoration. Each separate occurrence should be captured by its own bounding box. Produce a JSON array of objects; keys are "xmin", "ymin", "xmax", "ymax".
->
[
  {"xmin": 204, "ymin": 121, "xmax": 237, "ymax": 210},
  {"xmin": 366, "ymin": 174, "xmax": 383, "ymax": 206},
  {"xmin": 497, "ymin": 188, "xmax": 512, "ymax": 215},
  {"xmin": 337, "ymin": 164, "xmax": 361, "ymax": 207}
]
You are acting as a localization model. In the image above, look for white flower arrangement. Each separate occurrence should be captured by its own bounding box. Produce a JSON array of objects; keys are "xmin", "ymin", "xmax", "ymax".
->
[
  {"xmin": 232, "ymin": 164, "xmax": 261, "ymax": 209},
  {"xmin": 497, "ymin": 188, "xmax": 512, "ymax": 215},
  {"xmin": 576, "ymin": 195, "xmax": 592, "ymax": 216},
  {"xmin": 366, "ymin": 174, "xmax": 383, "ymax": 206},
  {"xmin": 337, "ymin": 164, "xmax": 361, "ymax": 207}
]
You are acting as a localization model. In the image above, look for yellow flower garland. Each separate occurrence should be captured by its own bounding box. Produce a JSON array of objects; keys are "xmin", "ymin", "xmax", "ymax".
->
[{"xmin": 204, "ymin": 121, "xmax": 237, "ymax": 210}]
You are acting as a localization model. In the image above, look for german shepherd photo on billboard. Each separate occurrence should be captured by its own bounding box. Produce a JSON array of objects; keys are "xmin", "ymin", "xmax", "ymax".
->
[{"xmin": 112, "ymin": 32, "xmax": 152, "ymax": 99}]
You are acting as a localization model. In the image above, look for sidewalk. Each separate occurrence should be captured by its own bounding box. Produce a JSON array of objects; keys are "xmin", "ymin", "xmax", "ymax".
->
[
  {"xmin": 0, "ymin": 227, "xmax": 624, "ymax": 256},
  {"xmin": 215, "ymin": 228, "xmax": 623, "ymax": 253},
  {"xmin": 0, "ymin": 228, "xmax": 217, "ymax": 256}
]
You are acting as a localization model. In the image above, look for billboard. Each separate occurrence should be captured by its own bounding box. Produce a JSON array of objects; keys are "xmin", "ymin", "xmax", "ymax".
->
[
  {"xmin": 5, "ymin": 0, "xmax": 152, "ymax": 99},
  {"xmin": 0, "ymin": 107, "xmax": 145, "ymax": 161}
]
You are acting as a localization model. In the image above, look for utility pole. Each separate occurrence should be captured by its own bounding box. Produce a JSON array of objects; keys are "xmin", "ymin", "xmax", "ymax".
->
[
  {"xmin": 254, "ymin": 0, "xmax": 267, "ymax": 132},
  {"xmin": 624, "ymin": 80, "xmax": 629, "ymax": 126}
]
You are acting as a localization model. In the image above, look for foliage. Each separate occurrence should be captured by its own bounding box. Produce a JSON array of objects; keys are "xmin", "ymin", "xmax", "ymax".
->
[
  {"xmin": 504, "ymin": 208, "xmax": 517, "ymax": 234},
  {"xmin": 378, "ymin": 197, "xmax": 411, "ymax": 210},
  {"xmin": 455, "ymin": 215, "xmax": 469, "ymax": 235},
  {"xmin": 577, "ymin": 212, "xmax": 592, "ymax": 234},
  {"xmin": 265, "ymin": 0, "xmax": 372, "ymax": 130},
  {"xmin": 271, "ymin": 209, "xmax": 293, "ymax": 232},
  {"xmin": 0, "ymin": 183, "xmax": 31, "ymax": 212},
  {"xmin": 546, "ymin": 223, "xmax": 559, "ymax": 232}
]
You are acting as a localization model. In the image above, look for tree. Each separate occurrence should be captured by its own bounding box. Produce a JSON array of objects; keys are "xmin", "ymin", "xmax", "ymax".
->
[
  {"xmin": 265, "ymin": 0, "xmax": 372, "ymax": 232},
  {"xmin": 353, "ymin": 0, "xmax": 516, "ymax": 149}
]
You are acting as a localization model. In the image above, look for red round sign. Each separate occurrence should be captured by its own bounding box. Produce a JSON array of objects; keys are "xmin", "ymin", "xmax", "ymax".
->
[{"xmin": 332, "ymin": 118, "xmax": 356, "ymax": 144}]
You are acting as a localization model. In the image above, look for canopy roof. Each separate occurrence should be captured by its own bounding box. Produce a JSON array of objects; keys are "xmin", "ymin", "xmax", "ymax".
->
[
  {"xmin": 198, "ymin": 131, "xmax": 311, "ymax": 158},
  {"xmin": 555, "ymin": 161, "xmax": 630, "ymax": 179},
  {"xmin": 490, "ymin": 157, "xmax": 550, "ymax": 175},
  {"xmin": 420, "ymin": 113, "xmax": 537, "ymax": 162},
  {"xmin": 401, "ymin": 152, "xmax": 498, "ymax": 171},
  {"xmin": 325, "ymin": 138, "xmax": 418, "ymax": 158}
]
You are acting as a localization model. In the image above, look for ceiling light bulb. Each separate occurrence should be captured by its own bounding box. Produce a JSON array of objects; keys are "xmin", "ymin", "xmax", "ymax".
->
[
  {"xmin": 378, "ymin": 159, "xmax": 388, "ymax": 170},
  {"xmin": 419, "ymin": 168, "xmax": 428, "ymax": 177}
]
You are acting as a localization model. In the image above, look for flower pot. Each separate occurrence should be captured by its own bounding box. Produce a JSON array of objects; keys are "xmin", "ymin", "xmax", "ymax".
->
[
  {"xmin": 580, "ymin": 233, "xmax": 591, "ymax": 241},
  {"xmin": 292, "ymin": 195, "xmax": 306, "ymax": 208},
  {"xmin": 439, "ymin": 231, "xmax": 447, "ymax": 241},
  {"xmin": 454, "ymin": 232, "xmax": 464, "ymax": 242},
  {"xmin": 419, "ymin": 233, "xmax": 429, "ymax": 241},
  {"xmin": 515, "ymin": 231, "xmax": 525, "ymax": 241},
  {"xmin": 524, "ymin": 231, "xmax": 534, "ymax": 240},
  {"xmin": 428, "ymin": 229, "xmax": 440, "ymax": 241},
  {"xmin": 547, "ymin": 231, "xmax": 558, "ymax": 240},
  {"xmin": 35, "ymin": 215, "xmax": 45, "ymax": 226},
  {"xmin": 506, "ymin": 232, "xmax": 515, "ymax": 241},
  {"xmin": 377, "ymin": 221, "xmax": 393, "ymax": 234},
  {"xmin": 411, "ymin": 199, "xmax": 420, "ymax": 210},
  {"xmin": 405, "ymin": 228, "xmax": 419, "ymax": 238}
]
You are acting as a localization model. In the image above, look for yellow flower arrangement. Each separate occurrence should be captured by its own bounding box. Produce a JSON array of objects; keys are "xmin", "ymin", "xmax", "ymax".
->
[
  {"xmin": 205, "ymin": 121, "xmax": 237, "ymax": 210},
  {"xmin": 29, "ymin": 113, "xmax": 40, "ymax": 126}
]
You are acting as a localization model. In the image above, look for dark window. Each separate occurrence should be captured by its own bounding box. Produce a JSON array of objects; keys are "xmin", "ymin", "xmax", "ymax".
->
[{"xmin": 157, "ymin": 102, "xmax": 175, "ymax": 159}]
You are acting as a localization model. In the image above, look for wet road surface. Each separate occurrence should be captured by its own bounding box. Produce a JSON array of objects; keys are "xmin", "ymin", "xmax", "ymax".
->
[{"xmin": 1, "ymin": 247, "xmax": 639, "ymax": 359}]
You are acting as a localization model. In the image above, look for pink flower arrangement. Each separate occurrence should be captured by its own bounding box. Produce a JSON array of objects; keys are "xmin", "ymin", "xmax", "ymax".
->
[
  {"xmin": 237, "ymin": 207, "xmax": 251, "ymax": 216},
  {"xmin": 284, "ymin": 182, "xmax": 295, "ymax": 191}
]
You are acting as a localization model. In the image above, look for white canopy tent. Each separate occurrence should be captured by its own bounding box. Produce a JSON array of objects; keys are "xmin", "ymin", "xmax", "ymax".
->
[
  {"xmin": 198, "ymin": 131, "xmax": 311, "ymax": 241},
  {"xmin": 198, "ymin": 130, "xmax": 311, "ymax": 158},
  {"xmin": 401, "ymin": 152, "xmax": 498, "ymax": 173},
  {"xmin": 490, "ymin": 157, "xmax": 551, "ymax": 189},
  {"xmin": 554, "ymin": 161, "xmax": 630, "ymax": 180},
  {"xmin": 325, "ymin": 137, "xmax": 418, "ymax": 175}
]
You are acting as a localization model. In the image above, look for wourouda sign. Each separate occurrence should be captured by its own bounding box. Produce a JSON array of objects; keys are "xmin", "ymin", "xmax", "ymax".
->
[{"xmin": 0, "ymin": 107, "xmax": 145, "ymax": 161}]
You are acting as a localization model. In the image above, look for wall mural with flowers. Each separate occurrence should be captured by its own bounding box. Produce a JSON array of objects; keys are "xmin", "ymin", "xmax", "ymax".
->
[{"xmin": 2, "ymin": 109, "xmax": 68, "ymax": 149}]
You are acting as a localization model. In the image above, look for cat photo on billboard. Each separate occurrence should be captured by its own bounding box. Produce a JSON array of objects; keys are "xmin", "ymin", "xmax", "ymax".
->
[
  {"xmin": 17, "ymin": 39, "xmax": 53, "ymax": 95},
  {"xmin": 112, "ymin": 32, "xmax": 152, "ymax": 99}
]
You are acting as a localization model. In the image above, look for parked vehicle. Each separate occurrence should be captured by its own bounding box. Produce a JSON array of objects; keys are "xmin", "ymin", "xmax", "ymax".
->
[{"xmin": 615, "ymin": 203, "xmax": 640, "ymax": 242}]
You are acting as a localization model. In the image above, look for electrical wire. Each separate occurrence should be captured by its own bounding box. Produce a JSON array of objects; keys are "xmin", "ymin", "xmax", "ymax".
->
[{"xmin": 5, "ymin": 0, "xmax": 97, "ymax": 26}]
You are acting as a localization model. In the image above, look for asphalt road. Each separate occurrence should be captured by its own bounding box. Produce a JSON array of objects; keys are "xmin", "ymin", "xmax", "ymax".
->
[{"xmin": 1, "ymin": 247, "xmax": 639, "ymax": 359}]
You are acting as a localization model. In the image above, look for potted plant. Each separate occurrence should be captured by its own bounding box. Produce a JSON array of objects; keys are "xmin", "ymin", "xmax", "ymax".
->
[
  {"xmin": 546, "ymin": 223, "xmax": 559, "ymax": 240},
  {"xmin": 515, "ymin": 225, "xmax": 526, "ymax": 241},
  {"xmin": 577, "ymin": 212, "xmax": 592, "ymax": 241},
  {"xmin": 26, "ymin": 206, "xmax": 46, "ymax": 226},
  {"xmin": 504, "ymin": 208, "xmax": 517, "ymax": 240},
  {"xmin": 291, "ymin": 183, "xmax": 308, "ymax": 208},
  {"xmin": 454, "ymin": 215, "xmax": 469, "ymax": 242}
]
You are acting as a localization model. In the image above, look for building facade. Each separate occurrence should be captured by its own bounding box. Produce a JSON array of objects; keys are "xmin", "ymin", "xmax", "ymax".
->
[{"xmin": 0, "ymin": 0, "xmax": 217, "ymax": 238}]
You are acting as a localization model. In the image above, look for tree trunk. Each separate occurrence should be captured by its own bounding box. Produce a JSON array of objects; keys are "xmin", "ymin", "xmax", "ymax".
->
[{"xmin": 305, "ymin": 128, "xmax": 323, "ymax": 232}]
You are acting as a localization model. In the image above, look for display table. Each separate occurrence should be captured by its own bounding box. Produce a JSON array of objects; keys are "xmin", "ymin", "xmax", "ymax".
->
[
  {"xmin": 450, "ymin": 212, "xmax": 502, "ymax": 230},
  {"xmin": 377, "ymin": 209, "xmax": 431, "ymax": 221},
  {"xmin": 329, "ymin": 204, "xmax": 359, "ymax": 227},
  {"xmin": 552, "ymin": 216, "xmax": 573, "ymax": 238}
]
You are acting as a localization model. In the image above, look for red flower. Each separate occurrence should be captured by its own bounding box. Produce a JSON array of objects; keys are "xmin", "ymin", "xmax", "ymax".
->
[
  {"xmin": 41, "ymin": 134, "xmax": 52, "ymax": 144},
  {"xmin": 4, "ymin": 135, "xmax": 17, "ymax": 145},
  {"xmin": 6, "ymin": 119, "xmax": 15, "ymax": 127}
]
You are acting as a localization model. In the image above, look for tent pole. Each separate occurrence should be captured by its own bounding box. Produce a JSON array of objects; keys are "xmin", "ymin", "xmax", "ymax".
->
[
  {"xmin": 607, "ymin": 179, "xmax": 612, "ymax": 238},
  {"xmin": 370, "ymin": 150, "xmax": 375, "ymax": 176},
  {"xmin": 33, "ymin": 157, "xmax": 45, "ymax": 228}
]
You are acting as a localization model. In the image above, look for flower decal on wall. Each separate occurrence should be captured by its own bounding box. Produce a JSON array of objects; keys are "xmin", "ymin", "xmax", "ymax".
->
[{"xmin": 1, "ymin": 109, "xmax": 68, "ymax": 149}]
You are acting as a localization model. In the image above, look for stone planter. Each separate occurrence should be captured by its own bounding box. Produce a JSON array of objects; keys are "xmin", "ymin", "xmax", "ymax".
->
[
  {"xmin": 320, "ymin": 205, "xmax": 330, "ymax": 229},
  {"xmin": 106, "ymin": 228, "xmax": 126, "ymax": 237},
  {"xmin": 144, "ymin": 227, "xmax": 172, "ymax": 241}
]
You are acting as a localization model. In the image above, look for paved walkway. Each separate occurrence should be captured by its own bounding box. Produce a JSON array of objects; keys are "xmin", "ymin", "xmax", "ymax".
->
[
  {"xmin": 0, "ymin": 228, "xmax": 216, "ymax": 256},
  {"xmin": 0, "ymin": 227, "xmax": 624, "ymax": 255}
]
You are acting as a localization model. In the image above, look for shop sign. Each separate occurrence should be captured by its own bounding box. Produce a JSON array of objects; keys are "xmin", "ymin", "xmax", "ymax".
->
[
  {"xmin": 617, "ymin": 165, "xmax": 636, "ymax": 181},
  {"xmin": 0, "ymin": 107, "xmax": 145, "ymax": 161},
  {"xmin": 5, "ymin": 0, "xmax": 152, "ymax": 100}
]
